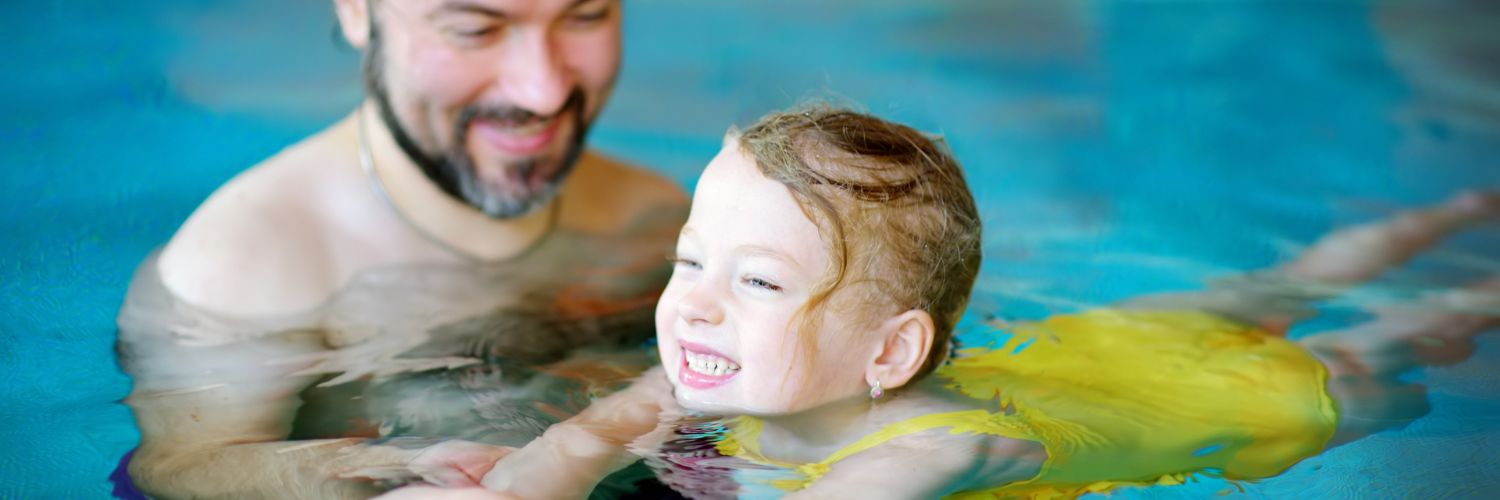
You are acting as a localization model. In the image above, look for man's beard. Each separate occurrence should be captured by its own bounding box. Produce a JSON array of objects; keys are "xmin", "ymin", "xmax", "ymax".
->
[{"xmin": 362, "ymin": 30, "xmax": 589, "ymax": 219}]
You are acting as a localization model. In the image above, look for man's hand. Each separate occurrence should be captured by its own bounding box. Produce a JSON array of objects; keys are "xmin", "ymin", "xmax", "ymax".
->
[
  {"xmin": 410, "ymin": 440, "xmax": 516, "ymax": 487},
  {"xmin": 374, "ymin": 486, "xmax": 520, "ymax": 500},
  {"xmin": 342, "ymin": 440, "xmax": 515, "ymax": 488}
]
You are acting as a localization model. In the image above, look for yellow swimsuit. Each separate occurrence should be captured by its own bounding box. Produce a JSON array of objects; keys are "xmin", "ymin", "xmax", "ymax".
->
[{"xmin": 715, "ymin": 309, "xmax": 1339, "ymax": 498}]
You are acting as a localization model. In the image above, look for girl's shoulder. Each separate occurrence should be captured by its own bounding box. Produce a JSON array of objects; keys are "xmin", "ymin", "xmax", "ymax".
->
[
  {"xmin": 812, "ymin": 393, "xmax": 1046, "ymax": 496},
  {"xmin": 860, "ymin": 386, "xmax": 1032, "ymax": 454}
]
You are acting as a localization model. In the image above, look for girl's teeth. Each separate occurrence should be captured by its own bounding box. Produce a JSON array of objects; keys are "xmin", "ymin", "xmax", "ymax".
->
[{"xmin": 685, "ymin": 351, "xmax": 739, "ymax": 376}]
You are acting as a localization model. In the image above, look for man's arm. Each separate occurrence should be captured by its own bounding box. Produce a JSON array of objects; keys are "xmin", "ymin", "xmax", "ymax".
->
[
  {"xmin": 121, "ymin": 187, "xmax": 411, "ymax": 500},
  {"xmin": 119, "ymin": 144, "xmax": 397, "ymax": 498},
  {"xmin": 121, "ymin": 324, "xmax": 417, "ymax": 499},
  {"xmin": 119, "ymin": 268, "xmax": 511, "ymax": 498},
  {"xmin": 128, "ymin": 391, "xmax": 404, "ymax": 499}
]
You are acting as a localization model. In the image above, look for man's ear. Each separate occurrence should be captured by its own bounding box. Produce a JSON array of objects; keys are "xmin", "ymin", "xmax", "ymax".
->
[
  {"xmin": 866, "ymin": 309, "xmax": 936, "ymax": 391},
  {"xmin": 333, "ymin": 0, "xmax": 372, "ymax": 49}
]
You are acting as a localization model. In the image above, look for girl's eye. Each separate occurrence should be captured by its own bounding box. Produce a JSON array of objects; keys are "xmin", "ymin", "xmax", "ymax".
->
[
  {"xmin": 744, "ymin": 277, "xmax": 783, "ymax": 292},
  {"xmin": 671, "ymin": 257, "xmax": 702, "ymax": 270}
]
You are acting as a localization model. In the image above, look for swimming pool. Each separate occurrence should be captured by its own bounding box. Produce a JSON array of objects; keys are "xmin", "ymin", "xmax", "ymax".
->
[{"xmin": 2, "ymin": 0, "xmax": 1497, "ymax": 497}]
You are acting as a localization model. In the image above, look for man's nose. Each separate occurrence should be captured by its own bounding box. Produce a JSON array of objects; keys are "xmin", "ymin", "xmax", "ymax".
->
[
  {"xmin": 677, "ymin": 281, "xmax": 725, "ymax": 327},
  {"xmin": 497, "ymin": 29, "xmax": 574, "ymax": 116}
]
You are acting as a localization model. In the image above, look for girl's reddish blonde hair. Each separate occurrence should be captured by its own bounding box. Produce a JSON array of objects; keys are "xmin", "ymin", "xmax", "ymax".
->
[{"xmin": 737, "ymin": 106, "xmax": 981, "ymax": 380}]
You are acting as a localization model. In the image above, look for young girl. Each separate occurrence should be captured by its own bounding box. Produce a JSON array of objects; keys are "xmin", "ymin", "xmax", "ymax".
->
[{"xmin": 387, "ymin": 107, "xmax": 1497, "ymax": 499}]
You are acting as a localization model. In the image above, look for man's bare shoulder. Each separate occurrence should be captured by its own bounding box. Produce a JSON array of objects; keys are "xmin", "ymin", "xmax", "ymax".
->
[
  {"xmin": 563, "ymin": 151, "xmax": 689, "ymax": 236},
  {"xmin": 158, "ymin": 117, "xmax": 364, "ymax": 319}
]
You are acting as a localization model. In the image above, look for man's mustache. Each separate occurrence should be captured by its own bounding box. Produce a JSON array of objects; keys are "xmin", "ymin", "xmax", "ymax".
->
[{"xmin": 456, "ymin": 90, "xmax": 585, "ymax": 129}]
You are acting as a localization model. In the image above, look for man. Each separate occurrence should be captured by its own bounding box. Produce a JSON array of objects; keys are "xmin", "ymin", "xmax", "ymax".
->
[{"xmin": 117, "ymin": 0, "xmax": 687, "ymax": 497}]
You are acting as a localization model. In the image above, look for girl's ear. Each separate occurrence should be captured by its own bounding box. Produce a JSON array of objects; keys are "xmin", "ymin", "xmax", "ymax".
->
[
  {"xmin": 333, "ymin": 0, "xmax": 372, "ymax": 49},
  {"xmin": 866, "ymin": 309, "xmax": 936, "ymax": 391}
]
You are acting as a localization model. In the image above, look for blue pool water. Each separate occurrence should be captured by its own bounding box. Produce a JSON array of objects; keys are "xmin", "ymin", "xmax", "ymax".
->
[{"xmin": 3, "ymin": 0, "xmax": 1498, "ymax": 497}]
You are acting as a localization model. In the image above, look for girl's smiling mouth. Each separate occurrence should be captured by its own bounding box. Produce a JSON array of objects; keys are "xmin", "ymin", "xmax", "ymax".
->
[{"xmin": 677, "ymin": 340, "xmax": 741, "ymax": 389}]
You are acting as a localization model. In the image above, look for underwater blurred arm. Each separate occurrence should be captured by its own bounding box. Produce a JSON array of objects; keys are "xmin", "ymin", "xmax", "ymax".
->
[
  {"xmin": 121, "ymin": 330, "xmax": 518, "ymax": 498},
  {"xmin": 481, "ymin": 366, "xmax": 674, "ymax": 499},
  {"xmin": 120, "ymin": 327, "xmax": 420, "ymax": 499}
]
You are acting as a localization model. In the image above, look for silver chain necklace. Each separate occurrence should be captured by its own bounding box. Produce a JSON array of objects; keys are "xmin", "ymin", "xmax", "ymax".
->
[{"xmin": 356, "ymin": 110, "xmax": 560, "ymax": 265}]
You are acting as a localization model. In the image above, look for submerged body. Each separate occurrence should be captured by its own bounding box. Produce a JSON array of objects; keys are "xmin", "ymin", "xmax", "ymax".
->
[{"xmin": 118, "ymin": 170, "xmax": 682, "ymax": 496}]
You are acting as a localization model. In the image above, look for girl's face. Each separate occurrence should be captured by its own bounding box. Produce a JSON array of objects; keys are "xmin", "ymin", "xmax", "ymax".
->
[{"xmin": 655, "ymin": 140, "xmax": 875, "ymax": 415}]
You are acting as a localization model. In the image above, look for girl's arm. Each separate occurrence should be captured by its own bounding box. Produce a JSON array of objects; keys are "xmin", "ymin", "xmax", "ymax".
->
[{"xmin": 480, "ymin": 366, "xmax": 675, "ymax": 499}]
